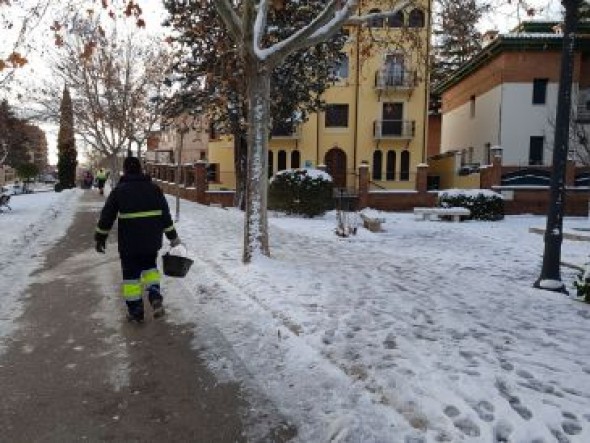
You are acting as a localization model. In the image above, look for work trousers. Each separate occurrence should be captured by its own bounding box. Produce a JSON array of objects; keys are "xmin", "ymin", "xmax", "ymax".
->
[{"xmin": 120, "ymin": 253, "xmax": 162, "ymax": 303}]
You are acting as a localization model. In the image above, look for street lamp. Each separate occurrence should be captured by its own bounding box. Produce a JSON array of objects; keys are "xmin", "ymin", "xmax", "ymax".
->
[
  {"xmin": 175, "ymin": 116, "xmax": 191, "ymax": 222},
  {"xmin": 534, "ymin": 0, "xmax": 579, "ymax": 293}
]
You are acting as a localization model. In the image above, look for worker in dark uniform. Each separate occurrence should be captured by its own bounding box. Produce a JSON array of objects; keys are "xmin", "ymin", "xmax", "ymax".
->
[{"xmin": 94, "ymin": 156, "xmax": 181, "ymax": 322}]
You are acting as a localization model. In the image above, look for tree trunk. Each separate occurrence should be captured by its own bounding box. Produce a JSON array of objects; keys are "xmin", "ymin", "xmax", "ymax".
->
[
  {"xmin": 243, "ymin": 61, "xmax": 271, "ymax": 263},
  {"xmin": 109, "ymin": 154, "xmax": 121, "ymax": 186},
  {"xmin": 534, "ymin": 0, "xmax": 578, "ymax": 292},
  {"xmin": 233, "ymin": 134, "xmax": 248, "ymax": 211}
]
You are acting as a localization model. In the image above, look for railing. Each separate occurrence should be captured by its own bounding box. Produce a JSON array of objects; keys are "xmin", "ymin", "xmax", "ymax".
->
[
  {"xmin": 374, "ymin": 70, "xmax": 416, "ymax": 90},
  {"xmin": 271, "ymin": 124, "xmax": 302, "ymax": 139},
  {"xmin": 373, "ymin": 120, "xmax": 415, "ymax": 139}
]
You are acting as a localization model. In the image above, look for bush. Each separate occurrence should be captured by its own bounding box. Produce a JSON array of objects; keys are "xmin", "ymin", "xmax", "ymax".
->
[
  {"xmin": 54, "ymin": 182, "xmax": 64, "ymax": 192},
  {"xmin": 268, "ymin": 168, "xmax": 333, "ymax": 217},
  {"xmin": 438, "ymin": 189, "xmax": 504, "ymax": 221},
  {"xmin": 573, "ymin": 270, "xmax": 590, "ymax": 303}
]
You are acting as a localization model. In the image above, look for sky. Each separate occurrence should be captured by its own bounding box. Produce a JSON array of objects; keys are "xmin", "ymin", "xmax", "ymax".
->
[
  {"xmin": 2, "ymin": 187, "xmax": 590, "ymax": 442},
  {"xmin": 0, "ymin": 0, "xmax": 565, "ymax": 165}
]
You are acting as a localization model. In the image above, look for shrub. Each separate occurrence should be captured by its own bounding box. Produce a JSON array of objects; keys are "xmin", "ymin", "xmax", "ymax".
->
[
  {"xmin": 438, "ymin": 189, "xmax": 504, "ymax": 221},
  {"xmin": 269, "ymin": 168, "xmax": 333, "ymax": 217},
  {"xmin": 573, "ymin": 268, "xmax": 590, "ymax": 303},
  {"xmin": 54, "ymin": 182, "xmax": 64, "ymax": 192}
]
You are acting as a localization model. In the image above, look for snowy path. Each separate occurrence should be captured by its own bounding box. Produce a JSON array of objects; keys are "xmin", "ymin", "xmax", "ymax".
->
[{"xmin": 164, "ymin": 203, "xmax": 590, "ymax": 443}]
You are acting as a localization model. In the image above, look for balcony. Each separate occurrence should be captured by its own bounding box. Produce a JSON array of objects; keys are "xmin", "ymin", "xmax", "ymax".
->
[
  {"xmin": 374, "ymin": 70, "xmax": 416, "ymax": 90},
  {"xmin": 271, "ymin": 123, "xmax": 301, "ymax": 139},
  {"xmin": 373, "ymin": 120, "xmax": 415, "ymax": 139}
]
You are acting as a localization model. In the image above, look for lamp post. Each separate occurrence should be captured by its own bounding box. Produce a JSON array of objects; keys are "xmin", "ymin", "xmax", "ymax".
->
[
  {"xmin": 534, "ymin": 0, "xmax": 579, "ymax": 293},
  {"xmin": 175, "ymin": 117, "xmax": 191, "ymax": 222}
]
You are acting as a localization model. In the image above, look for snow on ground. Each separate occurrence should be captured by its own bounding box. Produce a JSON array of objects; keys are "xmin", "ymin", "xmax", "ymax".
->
[
  {"xmin": 2, "ymin": 189, "xmax": 590, "ymax": 442},
  {"xmin": 0, "ymin": 188, "xmax": 80, "ymax": 351},
  {"xmin": 165, "ymin": 201, "xmax": 590, "ymax": 443}
]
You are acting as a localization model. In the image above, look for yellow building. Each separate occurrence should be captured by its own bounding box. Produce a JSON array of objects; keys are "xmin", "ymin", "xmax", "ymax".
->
[{"xmin": 208, "ymin": 1, "xmax": 431, "ymax": 192}]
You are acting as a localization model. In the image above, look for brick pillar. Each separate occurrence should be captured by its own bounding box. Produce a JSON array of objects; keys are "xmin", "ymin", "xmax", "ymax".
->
[
  {"xmin": 481, "ymin": 155, "xmax": 502, "ymax": 189},
  {"xmin": 415, "ymin": 163, "xmax": 428, "ymax": 193},
  {"xmin": 358, "ymin": 164, "xmax": 369, "ymax": 209},
  {"xmin": 194, "ymin": 161, "xmax": 207, "ymax": 204},
  {"xmin": 566, "ymin": 159, "xmax": 576, "ymax": 188}
]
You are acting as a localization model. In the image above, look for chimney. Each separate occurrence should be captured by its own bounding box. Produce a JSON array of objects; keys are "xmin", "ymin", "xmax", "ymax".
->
[{"xmin": 482, "ymin": 30, "xmax": 499, "ymax": 47}]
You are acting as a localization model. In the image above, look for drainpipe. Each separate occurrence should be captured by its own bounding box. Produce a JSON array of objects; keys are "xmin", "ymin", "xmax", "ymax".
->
[
  {"xmin": 422, "ymin": 0, "xmax": 433, "ymax": 163},
  {"xmin": 354, "ymin": 25, "xmax": 360, "ymax": 176}
]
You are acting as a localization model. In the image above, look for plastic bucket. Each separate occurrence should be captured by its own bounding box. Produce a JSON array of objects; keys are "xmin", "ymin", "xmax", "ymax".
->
[{"xmin": 162, "ymin": 253, "xmax": 194, "ymax": 277}]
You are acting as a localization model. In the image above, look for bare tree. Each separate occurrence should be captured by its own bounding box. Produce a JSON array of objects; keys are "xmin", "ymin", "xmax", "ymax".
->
[{"xmin": 43, "ymin": 15, "xmax": 171, "ymax": 179}]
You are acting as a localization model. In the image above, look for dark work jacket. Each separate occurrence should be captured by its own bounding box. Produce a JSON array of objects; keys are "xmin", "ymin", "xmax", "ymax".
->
[{"xmin": 95, "ymin": 173, "xmax": 177, "ymax": 256}]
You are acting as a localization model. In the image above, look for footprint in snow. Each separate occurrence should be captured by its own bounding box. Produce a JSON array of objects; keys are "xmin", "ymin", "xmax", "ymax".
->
[{"xmin": 472, "ymin": 400, "xmax": 494, "ymax": 422}]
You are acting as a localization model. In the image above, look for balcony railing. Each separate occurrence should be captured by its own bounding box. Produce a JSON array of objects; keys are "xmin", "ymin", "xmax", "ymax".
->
[
  {"xmin": 271, "ymin": 123, "xmax": 301, "ymax": 139},
  {"xmin": 374, "ymin": 70, "xmax": 416, "ymax": 90},
  {"xmin": 373, "ymin": 120, "xmax": 415, "ymax": 139}
]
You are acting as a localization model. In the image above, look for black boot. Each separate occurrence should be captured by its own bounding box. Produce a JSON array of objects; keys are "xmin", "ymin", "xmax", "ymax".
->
[
  {"xmin": 126, "ymin": 300, "xmax": 144, "ymax": 323},
  {"xmin": 148, "ymin": 287, "xmax": 165, "ymax": 319}
]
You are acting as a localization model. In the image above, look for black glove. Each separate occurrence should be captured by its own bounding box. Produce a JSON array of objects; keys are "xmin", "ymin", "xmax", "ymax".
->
[{"xmin": 96, "ymin": 237, "xmax": 106, "ymax": 253}]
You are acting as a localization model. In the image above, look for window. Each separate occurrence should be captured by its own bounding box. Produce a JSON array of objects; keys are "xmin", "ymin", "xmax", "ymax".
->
[
  {"xmin": 387, "ymin": 11, "xmax": 404, "ymax": 27},
  {"xmin": 400, "ymin": 150, "xmax": 410, "ymax": 181},
  {"xmin": 408, "ymin": 9, "xmax": 425, "ymax": 28},
  {"xmin": 331, "ymin": 55, "xmax": 349, "ymax": 80},
  {"xmin": 372, "ymin": 150, "xmax": 383, "ymax": 180},
  {"xmin": 291, "ymin": 150, "xmax": 301, "ymax": 169},
  {"xmin": 470, "ymin": 95, "xmax": 476, "ymax": 118},
  {"xmin": 368, "ymin": 8, "xmax": 384, "ymax": 28},
  {"xmin": 529, "ymin": 136, "xmax": 544, "ymax": 165},
  {"xmin": 206, "ymin": 163, "xmax": 218, "ymax": 182},
  {"xmin": 384, "ymin": 53, "xmax": 405, "ymax": 86},
  {"xmin": 382, "ymin": 102, "xmax": 403, "ymax": 135},
  {"xmin": 278, "ymin": 150, "xmax": 287, "ymax": 171},
  {"xmin": 386, "ymin": 150, "xmax": 396, "ymax": 180},
  {"xmin": 209, "ymin": 121, "xmax": 218, "ymax": 139},
  {"xmin": 533, "ymin": 78, "xmax": 549, "ymax": 104},
  {"xmin": 268, "ymin": 150, "xmax": 274, "ymax": 178},
  {"xmin": 325, "ymin": 104, "xmax": 349, "ymax": 128}
]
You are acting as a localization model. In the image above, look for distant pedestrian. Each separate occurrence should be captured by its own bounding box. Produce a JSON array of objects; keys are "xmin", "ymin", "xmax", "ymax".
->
[
  {"xmin": 94, "ymin": 156, "xmax": 182, "ymax": 322},
  {"xmin": 96, "ymin": 168, "xmax": 108, "ymax": 195}
]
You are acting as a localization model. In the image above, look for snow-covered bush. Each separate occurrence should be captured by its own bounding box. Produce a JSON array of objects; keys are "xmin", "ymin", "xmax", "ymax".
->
[
  {"xmin": 438, "ymin": 189, "xmax": 504, "ymax": 221},
  {"xmin": 573, "ymin": 266, "xmax": 590, "ymax": 303},
  {"xmin": 268, "ymin": 168, "xmax": 333, "ymax": 217}
]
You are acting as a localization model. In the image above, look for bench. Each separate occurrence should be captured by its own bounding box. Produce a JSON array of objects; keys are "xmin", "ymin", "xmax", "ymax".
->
[
  {"xmin": 0, "ymin": 194, "xmax": 11, "ymax": 213},
  {"xmin": 413, "ymin": 206, "xmax": 470, "ymax": 222},
  {"xmin": 359, "ymin": 213, "xmax": 386, "ymax": 232}
]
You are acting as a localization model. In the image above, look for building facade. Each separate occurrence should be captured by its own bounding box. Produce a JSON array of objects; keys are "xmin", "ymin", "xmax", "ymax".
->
[
  {"xmin": 434, "ymin": 21, "xmax": 590, "ymax": 170},
  {"xmin": 206, "ymin": 0, "xmax": 432, "ymax": 193}
]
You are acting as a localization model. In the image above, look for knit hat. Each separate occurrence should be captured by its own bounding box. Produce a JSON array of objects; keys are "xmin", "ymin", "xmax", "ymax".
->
[{"xmin": 123, "ymin": 156, "xmax": 142, "ymax": 174}]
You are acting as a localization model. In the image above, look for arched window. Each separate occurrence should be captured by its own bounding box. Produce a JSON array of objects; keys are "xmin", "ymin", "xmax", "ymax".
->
[
  {"xmin": 400, "ymin": 150, "xmax": 410, "ymax": 181},
  {"xmin": 368, "ymin": 8, "xmax": 384, "ymax": 28},
  {"xmin": 291, "ymin": 150, "xmax": 301, "ymax": 169},
  {"xmin": 372, "ymin": 150, "xmax": 383, "ymax": 180},
  {"xmin": 387, "ymin": 11, "xmax": 404, "ymax": 28},
  {"xmin": 278, "ymin": 150, "xmax": 287, "ymax": 171},
  {"xmin": 268, "ymin": 150, "xmax": 274, "ymax": 178},
  {"xmin": 408, "ymin": 9, "xmax": 425, "ymax": 28},
  {"xmin": 386, "ymin": 150, "xmax": 396, "ymax": 180}
]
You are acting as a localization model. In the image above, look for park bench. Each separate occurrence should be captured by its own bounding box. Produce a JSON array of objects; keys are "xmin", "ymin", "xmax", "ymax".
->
[
  {"xmin": 359, "ymin": 213, "xmax": 386, "ymax": 232},
  {"xmin": 0, "ymin": 194, "xmax": 11, "ymax": 213},
  {"xmin": 413, "ymin": 206, "xmax": 470, "ymax": 222}
]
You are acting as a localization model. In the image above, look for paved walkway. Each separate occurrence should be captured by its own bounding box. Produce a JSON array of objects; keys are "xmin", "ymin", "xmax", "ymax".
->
[{"xmin": 0, "ymin": 190, "xmax": 294, "ymax": 442}]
